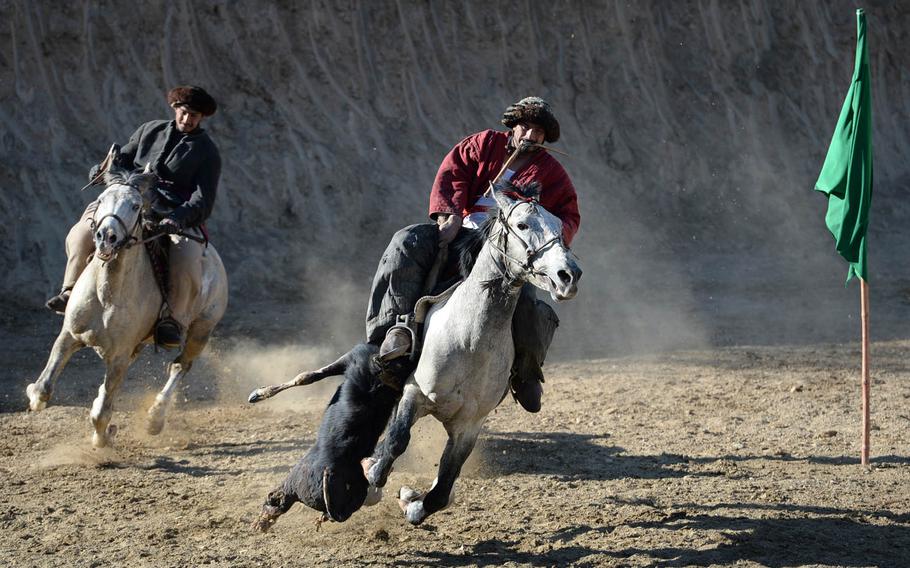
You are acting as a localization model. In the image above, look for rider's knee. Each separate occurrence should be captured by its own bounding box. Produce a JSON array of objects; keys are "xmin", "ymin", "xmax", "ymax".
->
[
  {"xmin": 65, "ymin": 222, "xmax": 93, "ymax": 256},
  {"xmin": 389, "ymin": 224, "xmax": 439, "ymax": 269}
]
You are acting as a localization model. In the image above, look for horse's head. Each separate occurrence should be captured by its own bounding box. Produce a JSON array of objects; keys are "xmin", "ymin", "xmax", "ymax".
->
[
  {"xmin": 91, "ymin": 164, "xmax": 157, "ymax": 261},
  {"xmin": 490, "ymin": 182, "xmax": 582, "ymax": 301}
]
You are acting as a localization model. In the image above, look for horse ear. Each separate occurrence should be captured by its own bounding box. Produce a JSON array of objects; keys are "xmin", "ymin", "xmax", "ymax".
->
[{"xmin": 133, "ymin": 172, "xmax": 158, "ymax": 194}]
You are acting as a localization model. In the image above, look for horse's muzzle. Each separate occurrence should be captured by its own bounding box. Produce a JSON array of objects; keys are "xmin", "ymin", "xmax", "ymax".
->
[
  {"xmin": 94, "ymin": 227, "xmax": 125, "ymax": 261},
  {"xmin": 551, "ymin": 264, "xmax": 581, "ymax": 301}
]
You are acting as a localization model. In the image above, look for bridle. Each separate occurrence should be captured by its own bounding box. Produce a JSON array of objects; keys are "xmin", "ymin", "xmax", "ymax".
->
[
  {"xmin": 90, "ymin": 184, "xmax": 171, "ymax": 257},
  {"xmin": 90, "ymin": 197, "xmax": 143, "ymax": 255},
  {"xmin": 487, "ymin": 194, "xmax": 564, "ymax": 286}
]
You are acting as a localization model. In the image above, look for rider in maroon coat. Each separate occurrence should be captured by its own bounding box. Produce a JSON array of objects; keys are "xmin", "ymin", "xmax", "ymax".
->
[
  {"xmin": 367, "ymin": 97, "xmax": 581, "ymax": 413},
  {"xmin": 428, "ymin": 128, "xmax": 579, "ymax": 246}
]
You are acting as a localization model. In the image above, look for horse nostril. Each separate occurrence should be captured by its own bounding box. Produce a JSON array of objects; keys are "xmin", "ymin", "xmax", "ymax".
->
[
  {"xmin": 108, "ymin": 234, "xmax": 117, "ymax": 244},
  {"xmin": 558, "ymin": 270, "xmax": 572, "ymax": 284},
  {"xmin": 96, "ymin": 231, "xmax": 103, "ymax": 240}
]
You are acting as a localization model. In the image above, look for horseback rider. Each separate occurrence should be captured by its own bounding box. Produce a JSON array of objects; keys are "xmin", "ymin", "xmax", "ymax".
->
[
  {"xmin": 366, "ymin": 96, "xmax": 580, "ymax": 412},
  {"xmin": 45, "ymin": 85, "xmax": 221, "ymax": 349}
]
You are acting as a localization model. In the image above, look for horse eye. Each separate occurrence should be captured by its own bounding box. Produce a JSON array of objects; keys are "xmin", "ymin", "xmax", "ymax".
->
[
  {"xmin": 516, "ymin": 223, "xmax": 529, "ymax": 231},
  {"xmin": 132, "ymin": 204, "xmax": 140, "ymax": 211}
]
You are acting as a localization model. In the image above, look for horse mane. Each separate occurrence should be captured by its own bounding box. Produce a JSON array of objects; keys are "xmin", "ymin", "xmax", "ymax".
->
[
  {"xmin": 102, "ymin": 164, "xmax": 159, "ymax": 195},
  {"xmin": 451, "ymin": 216, "xmax": 494, "ymax": 280},
  {"xmin": 103, "ymin": 166, "xmax": 145, "ymax": 188}
]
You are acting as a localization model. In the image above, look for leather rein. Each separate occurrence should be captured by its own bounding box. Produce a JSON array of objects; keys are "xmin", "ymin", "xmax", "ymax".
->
[{"xmin": 90, "ymin": 192, "xmax": 203, "ymax": 257}]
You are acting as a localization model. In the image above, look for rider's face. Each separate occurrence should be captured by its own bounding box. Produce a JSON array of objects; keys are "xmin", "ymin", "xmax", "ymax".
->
[
  {"xmin": 511, "ymin": 122, "xmax": 546, "ymax": 149},
  {"xmin": 173, "ymin": 105, "xmax": 203, "ymax": 133}
]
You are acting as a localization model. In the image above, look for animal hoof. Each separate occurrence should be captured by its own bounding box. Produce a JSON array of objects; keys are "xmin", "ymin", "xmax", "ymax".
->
[
  {"xmin": 92, "ymin": 424, "xmax": 118, "ymax": 448},
  {"xmin": 404, "ymin": 500, "xmax": 427, "ymax": 525},
  {"xmin": 252, "ymin": 514, "xmax": 275, "ymax": 533},
  {"xmin": 398, "ymin": 486, "xmax": 422, "ymax": 513},
  {"xmin": 364, "ymin": 485, "xmax": 383, "ymax": 507},
  {"xmin": 146, "ymin": 415, "xmax": 164, "ymax": 436},
  {"xmin": 247, "ymin": 388, "xmax": 266, "ymax": 404},
  {"xmin": 26, "ymin": 383, "xmax": 47, "ymax": 412}
]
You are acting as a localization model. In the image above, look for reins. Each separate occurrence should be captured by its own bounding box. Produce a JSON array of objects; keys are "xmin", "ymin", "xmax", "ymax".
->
[{"xmin": 91, "ymin": 192, "xmax": 205, "ymax": 258}]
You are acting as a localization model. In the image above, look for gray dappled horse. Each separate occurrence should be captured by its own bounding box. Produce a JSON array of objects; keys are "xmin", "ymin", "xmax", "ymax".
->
[
  {"xmin": 26, "ymin": 165, "xmax": 228, "ymax": 448},
  {"xmin": 365, "ymin": 183, "xmax": 582, "ymax": 525}
]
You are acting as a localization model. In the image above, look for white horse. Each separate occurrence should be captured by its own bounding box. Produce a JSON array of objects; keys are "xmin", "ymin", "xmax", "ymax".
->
[
  {"xmin": 366, "ymin": 183, "xmax": 581, "ymax": 525},
  {"xmin": 26, "ymin": 166, "xmax": 228, "ymax": 447}
]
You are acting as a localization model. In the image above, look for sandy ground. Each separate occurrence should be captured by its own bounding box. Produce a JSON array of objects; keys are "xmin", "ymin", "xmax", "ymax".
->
[{"xmin": 3, "ymin": 328, "xmax": 909, "ymax": 567}]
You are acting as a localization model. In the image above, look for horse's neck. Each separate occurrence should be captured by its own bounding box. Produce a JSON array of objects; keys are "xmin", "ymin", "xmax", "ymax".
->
[
  {"xmin": 94, "ymin": 245, "xmax": 155, "ymax": 305},
  {"xmin": 455, "ymin": 241, "xmax": 524, "ymax": 329}
]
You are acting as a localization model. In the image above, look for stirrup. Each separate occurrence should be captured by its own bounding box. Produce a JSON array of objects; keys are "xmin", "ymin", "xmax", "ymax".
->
[
  {"xmin": 155, "ymin": 317, "xmax": 182, "ymax": 349},
  {"xmin": 378, "ymin": 315, "xmax": 419, "ymax": 363}
]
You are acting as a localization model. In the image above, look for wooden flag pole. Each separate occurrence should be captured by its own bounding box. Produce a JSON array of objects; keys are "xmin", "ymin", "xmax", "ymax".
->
[{"xmin": 860, "ymin": 278, "xmax": 871, "ymax": 466}]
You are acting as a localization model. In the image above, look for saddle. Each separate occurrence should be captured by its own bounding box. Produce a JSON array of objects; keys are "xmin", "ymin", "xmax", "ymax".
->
[{"xmin": 386, "ymin": 280, "xmax": 461, "ymax": 364}]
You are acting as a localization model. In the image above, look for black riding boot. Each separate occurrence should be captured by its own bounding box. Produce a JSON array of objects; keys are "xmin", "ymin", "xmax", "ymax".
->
[
  {"xmin": 510, "ymin": 285, "xmax": 559, "ymax": 413},
  {"xmin": 45, "ymin": 288, "xmax": 72, "ymax": 315}
]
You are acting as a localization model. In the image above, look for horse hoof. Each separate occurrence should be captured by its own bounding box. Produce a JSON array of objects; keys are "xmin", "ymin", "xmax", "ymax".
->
[
  {"xmin": 146, "ymin": 405, "xmax": 166, "ymax": 435},
  {"xmin": 146, "ymin": 416, "xmax": 165, "ymax": 436},
  {"xmin": 26, "ymin": 383, "xmax": 47, "ymax": 412},
  {"xmin": 404, "ymin": 500, "xmax": 427, "ymax": 525},
  {"xmin": 247, "ymin": 388, "xmax": 266, "ymax": 404},
  {"xmin": 92, "ymin": 424, "xmax": 118, "ymax": 448},
  {"xmin": 398, "ymin": 486, "xmax": 422, "ymax": 513},
  {"xmin": 92, "ymin": 432, "xmax": 107, "ymax": 448}
]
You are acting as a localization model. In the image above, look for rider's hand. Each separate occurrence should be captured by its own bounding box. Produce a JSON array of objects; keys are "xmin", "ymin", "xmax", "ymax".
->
[
  {"xmin": 159, "ymin": 218, "xmax": 181, "ymax": 235},
  {"xmin": 436, "ymin": 214, "xmax": 462, "ymax": 246}
]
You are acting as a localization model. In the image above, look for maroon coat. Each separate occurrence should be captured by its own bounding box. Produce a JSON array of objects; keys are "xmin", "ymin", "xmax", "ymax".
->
[{"xmin": 428, "ymin": 130, "xmax": 580, "ymax": 245}]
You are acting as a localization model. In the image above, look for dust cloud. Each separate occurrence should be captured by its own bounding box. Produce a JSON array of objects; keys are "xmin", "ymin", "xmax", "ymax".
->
[{"xmin": 206, "ymin": 340, "xmax": 341, "ymax": 412}]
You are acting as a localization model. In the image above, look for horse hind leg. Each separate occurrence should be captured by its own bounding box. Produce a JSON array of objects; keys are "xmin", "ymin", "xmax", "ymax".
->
[
  {"xmin": 399, "ymin": 423, "xmax": 482, "ymax": 525},
  {"xmin": 27, "ymin": 331, "xmax": 83, "ymax": 411},
  {"xmin": 89, "ymin": 355, "xmax": 130, "ymax": 448},
  {"xmin": 147, "ymin": 324, "xmax": 211, "ymax": 435}
]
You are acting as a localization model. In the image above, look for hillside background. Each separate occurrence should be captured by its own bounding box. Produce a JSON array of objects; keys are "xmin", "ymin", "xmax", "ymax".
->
[{"xmin": 2, "ymin": 1, "xmax": 908, "ymax": 359}]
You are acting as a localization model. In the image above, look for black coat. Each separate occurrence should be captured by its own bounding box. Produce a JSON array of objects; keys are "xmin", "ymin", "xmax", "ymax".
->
[{"xmin": 115, "ymin": 119, "xmax": 221, "ymax": 228}]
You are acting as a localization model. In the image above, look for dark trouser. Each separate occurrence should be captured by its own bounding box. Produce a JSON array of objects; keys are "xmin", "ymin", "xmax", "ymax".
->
[
  {"xmin": 365, "ymin": 224, "xmax": 559, "ymax": 384},
  {"xmin": 365, "ymin": 224, "xmax": 441, "ymax": 345}
]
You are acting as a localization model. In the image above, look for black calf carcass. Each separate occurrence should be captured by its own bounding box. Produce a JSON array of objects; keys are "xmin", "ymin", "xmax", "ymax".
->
[{"xmin": 251, "ymin": 344, "xmax": 411, "ymax": 531}]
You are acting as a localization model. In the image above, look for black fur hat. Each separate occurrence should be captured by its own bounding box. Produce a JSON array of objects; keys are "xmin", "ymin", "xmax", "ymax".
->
[
  {"xmin": 501, "ymin": 96, "xmax": 560, "ymax": 143},
  {"xmin": 167, "ymin": 85, "xmax": 217, "ymax": 116}
]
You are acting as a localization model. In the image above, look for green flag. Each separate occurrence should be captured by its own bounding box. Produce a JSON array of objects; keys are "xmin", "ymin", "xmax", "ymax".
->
[{"xmin": 814, "ymin": 9, "xmax": 873, "ymax": 284}]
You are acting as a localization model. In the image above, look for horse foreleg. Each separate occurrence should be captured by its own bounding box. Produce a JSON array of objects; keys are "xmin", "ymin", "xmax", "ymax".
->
[
  {"xmin": 89, "ymin": 356, "xmax": 130, "ymax": 448},
  {"xmin": 400, "ymin": 422, "xmax": 482, "ymax": 525},
  {"xmin": 365, "ymin": 387, "xmax": 421, "ymax": 488},
  {"xmin": 26, "ymin": 331, "xmax": 83, "ymax": 411},
  {"xmin": 147, "ymin": 327, "xmax": 209, "ymax": 435}
]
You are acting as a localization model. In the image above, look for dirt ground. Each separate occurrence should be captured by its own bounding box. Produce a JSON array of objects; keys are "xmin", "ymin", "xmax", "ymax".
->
[{"xmin": 3, "ymin": 312, "xmax": 909, "ymax": 567}]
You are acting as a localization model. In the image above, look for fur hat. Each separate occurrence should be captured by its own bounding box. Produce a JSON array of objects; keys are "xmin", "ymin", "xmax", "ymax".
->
[
  {"xmin": 501, "ymin": 96, "xmax": 560, "ymax": 143},
  {"xmin": 167, "ymin": 85, "xmax": 217, "ymax": 116}
]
